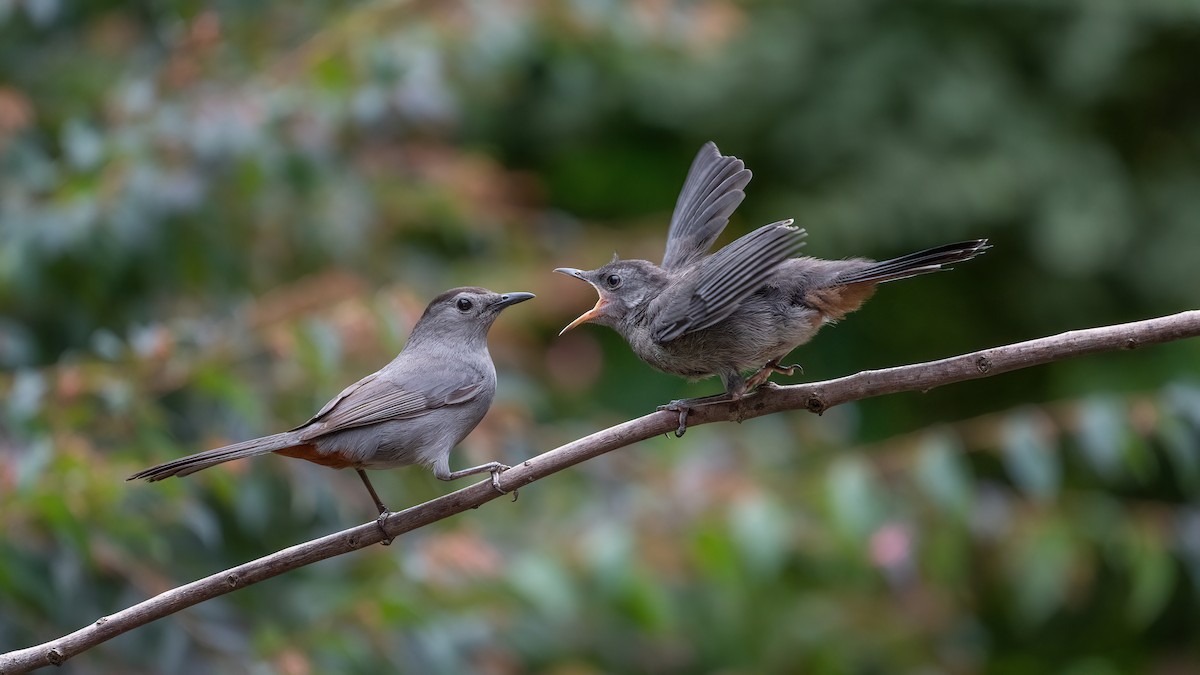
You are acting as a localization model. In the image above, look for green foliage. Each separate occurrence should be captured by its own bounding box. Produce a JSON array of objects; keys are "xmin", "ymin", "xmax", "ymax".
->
[{"xmin": 3, "ymin": 1, "xmax": 1200, "ymax": 672}]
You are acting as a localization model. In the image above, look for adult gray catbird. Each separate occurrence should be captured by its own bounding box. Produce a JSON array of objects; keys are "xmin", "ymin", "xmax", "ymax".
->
[
  {"xmin": 554, "ymin": 142, "xmax": 988, "ymax": 433},
  {"xmin": 129, "ymin": 287, "xmax": 534, "ymax": 531}
]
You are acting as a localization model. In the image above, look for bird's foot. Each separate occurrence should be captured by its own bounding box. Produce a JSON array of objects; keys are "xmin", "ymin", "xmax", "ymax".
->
[
  {"xmin": 772, "ymin": 362, "xmax": 803, "ymax": 377},
  {"xmin": 440, "ymin": 461, "xmax": 519, "ymax": 502},
  {"xmin": 489, "ymin": 465, "xmax": 518, "ymax": 502},
  {"xmin": 745, "ymin": 360, "xmax": 803, "ymax": 391},
  {"xmin": 356, "ymin": 468, "xmax": 394, "ymax": 544},
  {"xmin": 441, "ymin": 458, "xmax": 516, "ymax": 502},
  {"xmin": 657, "ymin": 393, "xmax": 734, "ymax": 437},
  {"xmin": 375, "ymin": 511, "xmax": 394, "ymax": 546}
]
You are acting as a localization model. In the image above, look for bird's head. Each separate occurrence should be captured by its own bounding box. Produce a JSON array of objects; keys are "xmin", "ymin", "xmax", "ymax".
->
[
  {"xmin": 410, "ymin": 287, "xmax": 535, "ymax": 345},
  {"xmin": 554, "ymin": 257, "xmax": 668, "ymax": 334}
]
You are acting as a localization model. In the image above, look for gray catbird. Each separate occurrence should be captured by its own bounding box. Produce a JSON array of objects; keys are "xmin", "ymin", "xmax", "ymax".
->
[
  {"xmin": 554, "ymin": 142, "xmax": 988, "ymax": 433},
  {"xmin": 129, "ymin": 287, "xmax": 534, "ymax": 528}
]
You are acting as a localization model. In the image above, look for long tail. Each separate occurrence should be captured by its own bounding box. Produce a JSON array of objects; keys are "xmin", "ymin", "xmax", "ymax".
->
[
  {"xmin": 835, "ymin": 239, "xmax": 990, "ymax": 285},
  {"xmin": 127, "ymin": 431, "xmax": 301, "ymax": 481}
]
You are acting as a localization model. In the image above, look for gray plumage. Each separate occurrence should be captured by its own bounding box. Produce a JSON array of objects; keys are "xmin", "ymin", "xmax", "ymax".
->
[
  {"xmin": 661, "ymin": 141, "xmax": 753, "ymax": 271},
  {"xmin": 128, "ymin": 287, "xmax": 534, "ymax": 513},
  {"xmin": 556, "ymin": 142, "xmax": 989, "ymax": 400}
]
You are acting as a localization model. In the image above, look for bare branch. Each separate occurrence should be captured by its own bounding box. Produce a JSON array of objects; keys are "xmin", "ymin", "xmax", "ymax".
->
[{"xmin": 3, "ymin": 309, "xmax": 1199, "ymax": 673}]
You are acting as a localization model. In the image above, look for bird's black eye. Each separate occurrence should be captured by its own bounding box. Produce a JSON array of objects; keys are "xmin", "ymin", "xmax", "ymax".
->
[
  {"xmin": 456, "ymin": 297, "xmax": 473, "ymax": 312},
  {"xmin": 605, "ymin": 274, "xmax": 621, "ymax": 288}
]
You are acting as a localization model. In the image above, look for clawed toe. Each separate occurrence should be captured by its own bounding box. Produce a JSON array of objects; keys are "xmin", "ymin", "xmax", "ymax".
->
[
  {"xmin": 490, "ymin": 466, "xmax": 518, "ymax": 502},
  {"xmin": 652, "ymin": 399, "xmax": 691, "ymax": 436},
  {"xmin": 376, "ymin": 511, "xmax": 394, "ymax": 546},
  {"xmin": 657, "ymin": 396, "xmax": 732, "ymax": 437},
  {"xmin": 746, "ymin": 360, "xmax": 803, "ymax": 391},
  {"xmin": 672, "ymin": 406, "xmax": 690, "ymax": 437},
  {"xmin": 774, "ymin": 362, "xmax": 803, "ymax": 376}
]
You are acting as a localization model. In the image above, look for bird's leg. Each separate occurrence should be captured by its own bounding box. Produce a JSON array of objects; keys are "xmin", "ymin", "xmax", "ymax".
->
[
  {"xmin": 657, "ymin": 394, "xmax": 731, "ymax": 438},
  {"xmin": 356, "ymin": 469, "xmax": 391, "ymax": 514},
  {"xmin": 764, "ymin": 359, "xmax": 803, "ymax": 377},
  {"xmin": 657, "ymin": 373, "xmax": 747, "ymax": 437},
  {"xmin": 356, "ymin": 469, "xmax": 393, "ymax": 546},
  {"xmin": 437, "ymin": 461, "xmax": 518, "ymax": 502},
  {"xmin": 744, "ymin": 359, "xmax": 803, "ymax": 391}
]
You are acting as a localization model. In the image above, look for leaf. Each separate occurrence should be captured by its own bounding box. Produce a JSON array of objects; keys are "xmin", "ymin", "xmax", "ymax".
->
[
  {"xmin": 15, "ymin": 436, "xmax": 53, "ymax": 488},
  {"xmin": 89, "ymin": 329, "xmax": 125, "ymax": 361},
  {"xmin": 193, "ymin": 365, "xmax": 265, "ymax": 428},
  {"xmin": 1001, "ymin": 410, "xmax": 1060, "ymax": 503},
  {"xmin": 295, "ymin": 318, "xmax": 344, "ymax": 386},
  {"xmin": 181, "ymin": 504, "xmax": 221, "ymax": 548},
  {"xmin": 62, "ymin": 118, "xmax": 105, "ymax": 171},
  {"xmin": 580, "ymin": 521, "xmax": 634, "ymax": 594},
  {"xmin": 1164, "ymin": 382, "xmax": 1200, "ymax": 429},
  {"xmin": 1121, "ymin": 429, "xmax": 1159, "ymax": 486},
  {"xmin": 1122, "ymin": 527, "xmax": 1176, "ymax": 628},
  {"xmin": 826, "ymin": 456, "xmax": 884, "ymax": 539},
  {"xmin": 1059, "ymin": 657, "xmax": 1123, "ymax": 675},
  {"xmin": 313, "ymin": 57, "xmax": 353, "ymax": 93},
  {"xmin": 728, "ymin": 492, "xmax": 791, "ymax": 577},
  {"xmin": 616, "ymin": 571, "xmax": 673, "ymax": 633},
  {"xmin": 692, "ymin": 522, "xmax": 741, "ymax": 585},
  {"xmin": 7, "ymin": 369, "xmax": 47, "ymax": 420},
  {"xmin": 233, "ymin": 475, "xmax": 273, "ymax": 538},
  {"xmin": 506, "ymin": 553, "xmax": 577, "ymax": 620},
  {"xmin": 1159, "ymin": 414, "xmax": 1200, "ymax": 493},
  {"xmin": 1076, "ymin": 396, "xmax": 1125, "ymax": 480},
  {"xmin": 1007, "ymin": 519, "xmax": 1076, "ymax": 625},
  {"xmin": 914, "ymin": 430, "xmax": 974, "ymax": 518}
]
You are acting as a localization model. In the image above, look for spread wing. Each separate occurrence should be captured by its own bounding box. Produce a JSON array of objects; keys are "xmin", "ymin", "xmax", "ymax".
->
[
  {"xmin": 650, "ymin": 221, "xmax": 807, "ymax": 343},
  {"xmin": 292, "ymin": 368, "xmax": 487, "ymax": 442},
  {"xmin": 660, "ymin": 142, "xmax": 753, "ymax": 271}
]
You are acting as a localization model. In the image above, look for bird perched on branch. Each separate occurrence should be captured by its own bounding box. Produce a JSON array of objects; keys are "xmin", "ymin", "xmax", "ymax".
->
[
  {"xmin": 555, "ymin": 142, "xmax": 988, "ymax": 434},
  {"xmin": 129, "ymin": 287, "xmax": 534, "ymax": 539}
]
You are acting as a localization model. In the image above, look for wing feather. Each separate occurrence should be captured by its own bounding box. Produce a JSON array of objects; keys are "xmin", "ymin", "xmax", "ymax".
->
[
  {"xmin": 661, "ymin": 142, "xmax": 753, "ymax": 270},
  {"xmin": 293, "ymin": 370, "xmax": 487, "ymax": 441},
  {"xmin": 651, "ymin": 221, "xmax": 807, "ymax": 342}
]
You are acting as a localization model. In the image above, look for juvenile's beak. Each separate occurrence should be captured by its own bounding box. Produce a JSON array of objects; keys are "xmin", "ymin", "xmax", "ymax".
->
[
  {"xmin": 495, "ymin": 292, "xmax": 535, "ymax": 309},
  {"xmin": 559, "ymin": 298, "xmax": 608, "ymax": 335},
  {"xmin": 553, "ymin": 268, "xmax": 605, "ymax": 335}
]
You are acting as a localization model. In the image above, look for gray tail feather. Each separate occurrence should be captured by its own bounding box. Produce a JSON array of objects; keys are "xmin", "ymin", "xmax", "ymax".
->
[
  {"xmin": 126, "ymin": 431, "xmax": 300, "ymax": 482},
  {"xmin": 835, "ymin": 239, "xmax": 990, "ymax": 285}
]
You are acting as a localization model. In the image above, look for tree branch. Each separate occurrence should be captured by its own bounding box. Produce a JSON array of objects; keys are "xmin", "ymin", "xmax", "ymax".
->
[{"xmin": 4, "ymin": 309, "xmax": 1199, "ymax": 673}]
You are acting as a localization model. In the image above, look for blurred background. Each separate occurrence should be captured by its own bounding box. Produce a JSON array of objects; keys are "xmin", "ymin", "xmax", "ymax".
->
[{"xmin": 2, "ymin": 1, "xmax": 1200, "ymax": 673}]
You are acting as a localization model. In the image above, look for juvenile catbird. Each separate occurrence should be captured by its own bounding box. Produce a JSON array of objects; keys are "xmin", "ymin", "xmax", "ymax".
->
[
  {"xmin": 555, "ymin": 142, "xmax": 988, "ymax": 433},
  {"xmin": 129, "ymin": 287, "xmax": 534, "ymax": 532}
]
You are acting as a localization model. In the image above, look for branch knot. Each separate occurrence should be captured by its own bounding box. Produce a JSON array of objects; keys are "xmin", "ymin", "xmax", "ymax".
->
[{"xmin": 805, "ymin": 392, "xmax": 827, "ymax": 415}]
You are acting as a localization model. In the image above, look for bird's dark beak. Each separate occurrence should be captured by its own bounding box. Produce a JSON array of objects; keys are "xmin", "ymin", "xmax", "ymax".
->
[
  {"xmin": 553, "ymin": 267, "xmax": 586, "ymax": 280},
  {"xmin": 494, "ymin": 292, "xmax": 535, "ymax": 309},
  {"xmin": 553, "ymin": 268, "xmax": 606, "ymax": 335}
]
